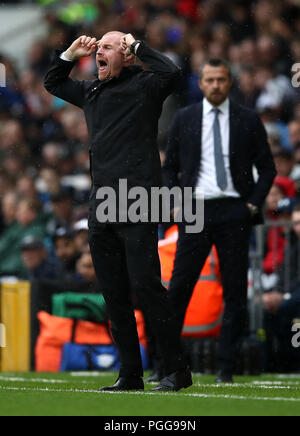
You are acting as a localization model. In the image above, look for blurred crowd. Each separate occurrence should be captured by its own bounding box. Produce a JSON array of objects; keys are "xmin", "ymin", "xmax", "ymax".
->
[{"xmin": 1, "ymin": 0, "xmax": 300, "ymax": 336}]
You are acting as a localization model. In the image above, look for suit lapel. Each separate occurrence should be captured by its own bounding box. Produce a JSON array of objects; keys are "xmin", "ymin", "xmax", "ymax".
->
[
  {"xmin": 191, "ymin": 102, "xmax": 203, "ymax": 188},
  {"xmin": 197, "ymin": 101, "xmax": 203, "ymax": 159},
  {"xmin": 229, "ymin": 100, "xmax": 240, "ymax": 166}
]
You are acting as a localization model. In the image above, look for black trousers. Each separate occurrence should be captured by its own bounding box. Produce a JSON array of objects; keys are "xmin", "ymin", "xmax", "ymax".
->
[
  {"xmin": 88, "ymin": 222, "xmax": 186, "ymax": 378},
  {"xmin": 168, "ymin": 198, "xmax": 252, "ymax": 375}
]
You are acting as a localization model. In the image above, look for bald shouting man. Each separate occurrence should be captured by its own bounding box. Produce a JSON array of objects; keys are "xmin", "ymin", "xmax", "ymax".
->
[{"xmin": 44, "ymin": 32, "xmax": 192, "ymax": 392}]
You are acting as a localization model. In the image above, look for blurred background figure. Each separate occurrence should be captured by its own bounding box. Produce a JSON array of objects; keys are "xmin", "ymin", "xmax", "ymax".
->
[
  {"xmin": 0, "ymin": 197, "xmax": 49, "ymax": 277},
  {"xmin": 263, "ymin": 203, "xmax": 300, "ymax": 372},
  {"xmin": 263, "ymin": 176, "xmax": 297, "ymax": 277},
  {"xmin": 50, "ymin": 188, "xmax": 74, "ymax": 229},
  {"xmin": 53, "ymin": 227, "xmax": 81, "ymax": 279},
  {"xmin": 21, "ymin": 235, "xmax": 62, "ymax": 281},
  {"xmin": 73, "ymin": 218, "xmax": 89, "ymax": 253},
  {"xmin": 76, "ymin": 251, "xmax": 97, "ymax": 283},
  {"xmin": 1, "ymin": 191, "xmax": 18, "ymax": 232}
]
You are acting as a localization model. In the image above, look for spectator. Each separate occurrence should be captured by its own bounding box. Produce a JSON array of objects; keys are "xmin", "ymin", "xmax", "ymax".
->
[
  {"xmin": 73, "ymin": 219, "xmax": 89, "ymax": 253},
  {"xmin": 256, "ymin": 93, "xmax": 291, "ymax": 150},
  {"xmin": 233, "ymin": 67, "xmax": 260, "ymax": 109},
  {"xmin": 263, "ymin": 176, "xmax": 297, "ymax": 275},
  {"xmin": 1, "ymin": 191, "xmax": 18, "ymax": 231},
  {"xmin": 21, "ymin": 235, "xmax": 62, "ymax": 281},
  {"xmin": 76, "ymin": 251, "xmax": 97, "ymax": 282},
  {"xmin": 39, "ymin": 167, "xmax": 61, "ymax": 197},
  {"xmin": 273, "ymin": 148, "xmax": 295, "ymax": 178},
  {"xmin": 41, "ymin": 142, "xmax": 62, "ymax": 168},
  {"xmin": 17, "ymin": 176, "xmax": 39, "ymax": 200},
  {"xmin": 264, "ymin": 124, "xmax": 282, "ymax": 151},
  {"xmin": 50, "ymin": 188, "xmax": 74, "ymax": 228},
  {"xmin": 263, "ymin": 203, "xmax": 300, "ymax": 372},
  {"xmin": 228, "ymin": 1, "xmax": 255, "ymax": 42},
  {"xmin": 0, "ymin": 119, "xmax": 26, "ymax": 153},
  {"xmin": 1, "ymin": 153, "xmax": 26, "ymax": 179},
  {"xmin": 53, "ymin": 227, "xmax": 81, "ymax": 278},
  {"xmin": 239, "ymin": 39, "xmax": 257, "ymax": 69},
  {"xmin": 0, "ymin": 197, "xmax": 49, "ymax": 276},
  {"xmin": 288, "ymin": 120, "xmax": 300, "ymax": 149}
]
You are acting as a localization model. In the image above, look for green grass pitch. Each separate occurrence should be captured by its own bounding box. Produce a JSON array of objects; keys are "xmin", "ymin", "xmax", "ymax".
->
[{"xmin": 0, "ymin": 372, "xmax": 300, "ymax": 416}]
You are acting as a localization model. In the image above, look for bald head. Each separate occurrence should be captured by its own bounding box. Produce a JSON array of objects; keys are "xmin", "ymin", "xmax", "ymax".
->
[
  {"xmin": 102, "ymin": 31, "xmax": 126, "ymax": 39},
  {"xmin": 96, "ymin": 31, "xmax": 134, "ymax": 80}
]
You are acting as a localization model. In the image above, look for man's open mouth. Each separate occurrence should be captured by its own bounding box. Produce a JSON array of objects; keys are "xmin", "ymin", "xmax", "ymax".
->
[{"xmin": 99, "ymin": 60, "xmax": 108, "ymax": 71}]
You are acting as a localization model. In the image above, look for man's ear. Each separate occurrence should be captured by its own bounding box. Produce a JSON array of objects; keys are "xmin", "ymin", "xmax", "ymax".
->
[{"xmin": 124, "ymin": 53, "xmax": 135, "ymax": 67}]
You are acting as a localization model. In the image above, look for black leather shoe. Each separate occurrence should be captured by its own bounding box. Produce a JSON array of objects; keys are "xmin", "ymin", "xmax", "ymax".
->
[
  {"xmin": 100, "ymin": 376, "xmax": 144, "ymax": 392},
  {"xmin": 150, "ymin": 369, "xmax": 193, "ymax": 392},
  {"xmin": 145, "ymin": 372, "xmax": 163, "ymax": 383},
  {"xmin": 215, "ymin": 372, "xmax": 234, "ymax": 384}
]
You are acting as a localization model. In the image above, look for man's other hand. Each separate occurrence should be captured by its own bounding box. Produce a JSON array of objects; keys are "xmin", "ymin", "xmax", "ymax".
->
[
  {"xmin": 121, "ymin": 34, "xmax": 137, "ymax": 55},
  {"xmin": 64, "ymin": 36, "xmax": 98, "ymax": 62}
]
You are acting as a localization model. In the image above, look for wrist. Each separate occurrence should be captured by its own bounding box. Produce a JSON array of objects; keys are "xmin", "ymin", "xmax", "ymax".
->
[{"xmin": 64, "ymin": 49, "xmax": 77, "ymax": 62}]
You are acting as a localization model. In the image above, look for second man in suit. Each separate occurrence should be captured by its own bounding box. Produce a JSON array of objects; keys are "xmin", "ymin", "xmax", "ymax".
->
[{"xmin": 164, "ymin": 58, "xmax": 277, "ymax": 383}]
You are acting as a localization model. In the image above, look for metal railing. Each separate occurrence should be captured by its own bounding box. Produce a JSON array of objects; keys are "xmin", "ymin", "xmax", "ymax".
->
[{"xmin": 248, "ymin": 221, "xmax": 300, "ymax": 333}]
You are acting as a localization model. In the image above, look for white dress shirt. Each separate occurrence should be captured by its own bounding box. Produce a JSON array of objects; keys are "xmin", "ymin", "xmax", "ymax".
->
[
  {"xmin": 60, "ymin": 52, "xmax": 72, "ymax": 62},
  {"xmin": 195, "ymin": 98, "xmax": 240, "ymax": 200}
]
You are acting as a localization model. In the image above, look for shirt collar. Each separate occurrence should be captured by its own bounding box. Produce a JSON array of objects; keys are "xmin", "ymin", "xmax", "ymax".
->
[{"xmin": 203, "ymin": 98, "xmax": 230, "ymax": 116}]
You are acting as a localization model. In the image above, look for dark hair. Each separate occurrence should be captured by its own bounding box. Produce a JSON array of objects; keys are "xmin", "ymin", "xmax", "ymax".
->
[
  {"xmin": 273, "ymin": 148, "xmax": 294, "ymax": 162},
  {"xmin": 293, "ymin": 203, "xmax": 300, "ymax": 214},
  {"xmin": 199, "ymin": 58, "xmax": 233, "ymax": 80}
]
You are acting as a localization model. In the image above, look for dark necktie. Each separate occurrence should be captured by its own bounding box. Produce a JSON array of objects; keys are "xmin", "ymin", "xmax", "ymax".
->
[{"xmin": 213, "ymin": 108, "xmax": 228, "ymax": 191}]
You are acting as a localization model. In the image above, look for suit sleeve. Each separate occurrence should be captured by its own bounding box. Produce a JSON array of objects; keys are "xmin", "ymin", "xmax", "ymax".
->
[
  {"xmin": 136, "ymin": 41, "xmax": 182, "ymax": 100},
  {"xmin": 44, "ymin": 50, "xmax": 86, "ymax": 109},
  {"xmin": 163, "ymin": 111, "xmax": 182, "ymax": 188},
  {"xmin": 248, "ymin": 114, "xmax": 277, "ymax": 207}
]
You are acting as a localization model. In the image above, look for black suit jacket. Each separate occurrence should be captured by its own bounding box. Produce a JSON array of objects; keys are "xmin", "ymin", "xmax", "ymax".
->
[
  {"xmin": 163, "ymin": 100, "xmax": 277, "ymax": 225},
  {"xmin": 44, "ymin": 42, "xmax": 181, "ymax": 191}
]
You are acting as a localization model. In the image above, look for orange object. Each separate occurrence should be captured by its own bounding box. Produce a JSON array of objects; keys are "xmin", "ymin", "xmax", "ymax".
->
[
  {"xmin": 134, "ymin": 310, "xmax": 148, "ymax": 350},
  {"xmin": 35, "ymin": 312, "xmax": 72, "ymax": 372},
  {"xmin": 159, "ymin": 226, "xmax": 224, "ymax": 338},
  {"xmin": 35, "ymin": 310, "xmax": 147, "ymax": 372}
]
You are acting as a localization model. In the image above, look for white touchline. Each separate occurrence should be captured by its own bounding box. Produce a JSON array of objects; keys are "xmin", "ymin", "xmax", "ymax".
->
[
  {"xmin": 276, "ymin": 374, "xmax": 300, "ymax": 379},
  {"xmin": 70, "ymin": 372, "xmax": 115, "ymax": 377},
  {"xmin": 0, "ymin": 376, "xmax": 90, "ymax": 385},
  {"xmin": 0, "ymin": 375, "xmax": 114, "ymax": 384},
  {"xmin": 194, "ymin": 383, "xmax": 293, "ymax": 390},
  {"xmin": 251, "ymin": 381, "xmax": 300, "ymax": 386},
  {"xmin": 0, "ymin": 386, "xmax": 300, "ymax": 403},
  {"xmin": 1, "ymin": 376, "xmax": 299, "ymax": 390}
]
